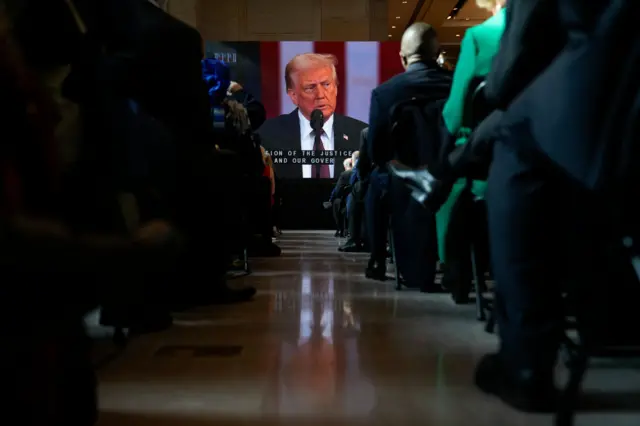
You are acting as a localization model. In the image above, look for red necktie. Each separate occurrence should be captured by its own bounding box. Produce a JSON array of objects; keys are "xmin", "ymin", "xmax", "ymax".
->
[{"xmin": 311, "ymin": 130, "xmax": 330, "ymax": 179}]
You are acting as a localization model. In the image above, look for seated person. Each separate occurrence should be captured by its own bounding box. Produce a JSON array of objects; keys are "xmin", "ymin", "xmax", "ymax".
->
[
  {"xmin": 272, "ymin": 166, "xmax": 282, "ymax": 236},
  {"xmin": 244, "ymin": 146, "xmax": 280, "ymax": 257},
  {"xmin": 328, "ymin": 158, "xmax": 353, "ymax": 237},
  {"xmin": 339, "ymin": 144, "xmax": 369, "ymax": 253},
  {"xmin": 261, "ymin": 146, "xmax": 276, "ymax": 206},
  {"xmin": 1, "ymin": 4, "xmax": 182, "ymax": 423},
  {"xmin": 435, "ymin": 0, "xmax": 506, "ymax": 303},
  {"xmin": 346, "ymin": 151, "xmax": 360, "ymax": 218},
  {"xmin": 364, "ymin": 23, "xmax": 450, "ymax": 281},
  {"xmin": 217, "ymin": 95, "xmax": 280, "ymax": 257}
]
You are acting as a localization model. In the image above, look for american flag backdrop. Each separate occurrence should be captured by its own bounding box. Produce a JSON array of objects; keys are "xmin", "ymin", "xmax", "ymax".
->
[{"xmin": 259, "ymin": 41, "xmax": 405, "ymax": 122}]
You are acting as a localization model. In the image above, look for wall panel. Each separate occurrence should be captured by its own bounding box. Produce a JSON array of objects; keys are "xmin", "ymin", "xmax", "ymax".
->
[
  {"xmin": 242, "ymin": 0, "xmax": 321, "ymax": 40},
  {"xmin": 167, "ymin": 0, "xmax": 389, "ymax": 41},
  {"xmin": 196, "ymin": 1, "xmax": 241, "ymax": 41},
  {"xmin": 167, "ymin": 0, "xmax": 197, "ymax": 28}
]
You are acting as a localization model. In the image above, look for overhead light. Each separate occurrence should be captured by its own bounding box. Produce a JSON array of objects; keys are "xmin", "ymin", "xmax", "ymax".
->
[
  {"xmin": 447, "ymin": 16, "xmax": 452, "ymax": 19},
  {"xmin": 392, "ymin": 25, "xmax": 396, "ymax": 28},
  {"xmin": 402, "ymin": 0, "xmax": 407, "ymax": 3},
  {"xmin": 456, "ymin": 34, "xmax": 460, "ymax": 37},
  {"xmin": 388, "ymin": 34, "xmax": 392, "ymax": 37},
  {"xmin": 396, "ymin": 16, "xmax": 401, "ymax": 19},
  {"xmin": 466, "ymin": 18, "xmax": 470, "ymax": 20}
]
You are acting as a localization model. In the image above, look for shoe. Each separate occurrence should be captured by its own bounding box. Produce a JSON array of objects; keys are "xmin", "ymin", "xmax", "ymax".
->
[
  {"xmin": 420, "ymin": 284, "xmax": 447, "ymax": 294},
  {"xmin": 450, "ymin": 283, "xmax": 471, "ymax": 303},
  {"xmin": 451, "ymin": 293, "xmax": 470, "ymax": 304},
  {"xmin": 228, "ymin": 258, "xmax": 245, "ymax": 271},
  {"xmin": 365, "ymin": 264, "xmax": 387, "ymax": 281},
  {"xmin": 339, "ymin": 241, "xmax": 364, "ymax": 252},
  {"xmin": 474, "ymin": 353, "xmax": 558, "ymax": 413}
]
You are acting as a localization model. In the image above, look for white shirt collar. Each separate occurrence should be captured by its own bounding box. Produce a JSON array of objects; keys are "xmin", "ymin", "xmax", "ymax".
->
[{"xmin": 298, "ymin": 109, "xmax": 334, "ymax": 137}]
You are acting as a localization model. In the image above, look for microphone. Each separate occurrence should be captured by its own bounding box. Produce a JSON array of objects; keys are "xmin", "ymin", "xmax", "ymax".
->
[
  {"xmin": 310, "ymin": 109, "xmax": 324, "ymax": 132},
  {"xmin": 310, "ymin": 109, "xmax": 326, "ymax": 178}
]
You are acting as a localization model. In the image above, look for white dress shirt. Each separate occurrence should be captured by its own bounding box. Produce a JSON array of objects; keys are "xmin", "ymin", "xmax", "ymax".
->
[{"xmin": 298, "ymin": 110, "xmax": 335, "ymax": 179}]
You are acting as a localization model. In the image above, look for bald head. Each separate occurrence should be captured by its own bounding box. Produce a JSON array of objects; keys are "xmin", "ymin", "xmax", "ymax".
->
[{"xmin": 400, "ymin": 23, "xmax": 439, "ymax": 68}]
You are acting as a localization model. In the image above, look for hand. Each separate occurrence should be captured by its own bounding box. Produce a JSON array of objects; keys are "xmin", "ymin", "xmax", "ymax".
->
[
  {"xmin": 134, "ymin": 220, "xmax": 175, "ymax": 246},
  {"xmin": 323, "ymin": 201, "xmax": 332, "ymax": 209},
  {"xmin": 228, "ymin": 81, "xmax": 243, "ymax": 93}
]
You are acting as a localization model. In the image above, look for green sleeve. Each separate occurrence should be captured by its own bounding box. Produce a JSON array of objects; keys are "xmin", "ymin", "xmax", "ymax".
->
[{"xmin": 442, "ymin": 31, "xmax": 477, "ymax": 135}]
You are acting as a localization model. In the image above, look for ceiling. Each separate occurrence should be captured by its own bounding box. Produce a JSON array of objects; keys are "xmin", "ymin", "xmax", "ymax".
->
[{"xmin": 388, "ymin": 0, "xmax": 491, "ymax": 62}]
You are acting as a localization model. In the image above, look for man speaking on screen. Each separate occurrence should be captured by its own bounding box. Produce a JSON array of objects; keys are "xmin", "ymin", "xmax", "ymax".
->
[{"xmin": 257, "ymin": 53, "xmax": 367, "ymax": 179}]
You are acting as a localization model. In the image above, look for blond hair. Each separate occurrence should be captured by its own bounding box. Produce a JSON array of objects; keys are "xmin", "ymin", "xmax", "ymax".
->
[
  {"xmin": 343, "ymin": 158, "xmax": 352, "ymax": 169},
  {"xmin": 285, "ymin": 53, "xmax": 339, "ymax": 90},
  {"xmin": 260, "ymin": 146, "xmax": 271, "ymax": 166},
  {"xmin": 224, "ymin": 99, "xmax": 250, "ymax": 135},
  {"xmin": 475, "ymin": 0, "xmax": 504, "ymax": 11},
  {"xmin": 265, "ymin": 154, "xmax": 273, "ymax": 168}
]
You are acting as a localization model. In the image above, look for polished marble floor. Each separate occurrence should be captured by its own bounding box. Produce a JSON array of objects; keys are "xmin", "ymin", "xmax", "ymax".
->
[{"xmin": 96, "ymin": 231, "xmax": 640, "ymax": 426}]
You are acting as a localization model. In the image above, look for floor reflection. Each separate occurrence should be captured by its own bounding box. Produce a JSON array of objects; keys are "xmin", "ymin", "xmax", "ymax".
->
[
  {"xmin": 94, "ymin": 231, "xmax": 640, "ymax": 426},
  {"xmin": 272, "ymin": 273, "xmax": 375, "ymax": 415}
]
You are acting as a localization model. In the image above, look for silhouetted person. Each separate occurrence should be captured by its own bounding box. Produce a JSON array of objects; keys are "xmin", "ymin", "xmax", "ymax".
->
[
  {"xmin": 473, "ymin": 0, "xmax": 640, "ymax": 413},
  {"xmin": 364, "ymin": 22, "xmax": 451, "ymax": 289}
]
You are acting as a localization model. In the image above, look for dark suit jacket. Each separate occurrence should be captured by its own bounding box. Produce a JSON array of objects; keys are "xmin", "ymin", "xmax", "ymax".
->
[
  {"xmin": 484, "ymin": 0, "xmax": 566, "ymax": 110},
  {"xmin": 486, "ymin": 0, "xmax": 631, "ymax": 190},
  {"xmin": 367, "ymin": 62, "xmax": 452, "ymax": 168},
  {"xmin": 67, "ymin": 0, "xmax": 209, "ymax": 146},
  {"xmin": 330, "ymin": 169, "xmax": 354, "ymax": 201},
  {"xmin": 351, "ymin": 128, "xmax": 371, "ymax": 202},
  {"xmin": 257, "ymin": 109, "xmax": 367, "ymax": 178},
  {"xmin": 123, "ymin": 0, "xmax": 212, "ymax": 149},
  {"xmin": 356, "ymin": 127, "xmax": 372, "ymax": 182}
]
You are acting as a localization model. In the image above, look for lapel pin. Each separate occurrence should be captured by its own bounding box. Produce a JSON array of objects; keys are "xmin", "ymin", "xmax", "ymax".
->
[{"xmin": 343, "ymin": 134, "xmax": 349, "ymax": 140}]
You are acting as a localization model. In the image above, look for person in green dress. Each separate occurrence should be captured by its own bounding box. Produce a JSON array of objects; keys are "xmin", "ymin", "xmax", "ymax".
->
[{"xmin": 435, "ymin": 0, "xmax": 506, "ymax": 303}]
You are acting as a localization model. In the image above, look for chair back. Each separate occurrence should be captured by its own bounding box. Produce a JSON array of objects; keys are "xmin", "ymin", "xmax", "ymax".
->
[
  {"xmin": 463, "ymin": 77, "xmax": 492, "ymax": 130},
  {"xmin": 388, "ymin": 96, "xmax": 448, "ymax": 175}
]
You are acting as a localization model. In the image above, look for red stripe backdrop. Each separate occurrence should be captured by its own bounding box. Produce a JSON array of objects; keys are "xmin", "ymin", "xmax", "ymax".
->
[
  {"xmin": 259, "ymin": 42, "xmax": 281, "ymax": 119},
  {"xmin": 379, "ymin": 41, "xmax": 404, "ymax": 84},
  {"xmin": 313, "ymin": 42, "xmax": 346, "ymax": 116}
]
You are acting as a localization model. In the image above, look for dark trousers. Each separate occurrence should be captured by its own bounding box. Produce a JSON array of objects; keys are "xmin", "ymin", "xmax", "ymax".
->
[
  {"xmin": 442, "ymin": 188, "xmax": 490, "ymax": 300},
  {"xmin": 365, "ymin": 168, "xmax": 390, "ymax": 266},
  {"xmin": 487, "ymin": 139, "xmax": 611, "ymax": 375},
  {"xmin": 388, "ymin": 174, "xmax": 438, "ymax": 289},
  {"xmin": 348, "ymin": 196, "xmax": 366, "ymax": 244},
  {"xmin": 332, "ymin": 197, "xmax": 346, "ymax": 233}
]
